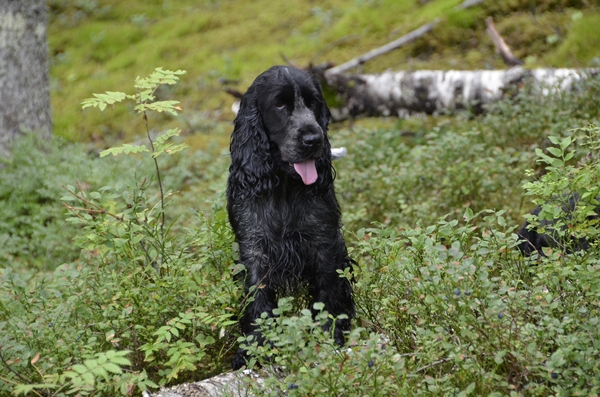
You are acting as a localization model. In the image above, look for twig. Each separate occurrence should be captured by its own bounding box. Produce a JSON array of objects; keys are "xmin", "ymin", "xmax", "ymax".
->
[
  {"xmin": 142, "ymin": 112, "xmax": 166, "ymax": 242},
  {"xmin": 485, "ymin": 17, "xmax": 523, "ymax": 67},
  {"xmin": 415, "ymin": 357, "xmax": 452, "ymax": 373},
  {"xmin": 456, "ymin": 0, "xmax": 484, "ymax": 9},
  {"xmin": 62, "ymin": 185, "xmax": 123, "ymax": 220},
  {"xmin": 0, "ymin": 347, "xmax": 43, "ymax": 396},
  {"xmin": 310, "ymin": 34, "xmax": 361, "ymax": 65},
  {"xmin": 324, "ymin": 19, "xmax": 439, "ymax": 79},
  {"xmin": 279, "ymin": 52, "xmax": 301, "ymax": 69},
  {"xmin": 322, "ymin": 0, "xmax": 485, "ymax": 81}
]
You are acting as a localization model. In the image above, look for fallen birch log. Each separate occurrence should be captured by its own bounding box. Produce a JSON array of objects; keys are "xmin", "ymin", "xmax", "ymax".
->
[
  {"xmin": 142, "ymin": 369, "xmax": 265, "ymax": 397},
  {"xmin": 322, "ymin": 67, "xmax": 598, "ymax": 120}
]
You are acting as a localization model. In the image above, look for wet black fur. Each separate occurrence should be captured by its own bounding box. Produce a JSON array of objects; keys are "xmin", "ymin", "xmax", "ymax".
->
[
  {"xmin": 226, "ymin": 66, "xmax": 355, "ymax": 370},
  {"xmin": 517, "ymin": 193, "xmax": 597, "ymax": 256}
]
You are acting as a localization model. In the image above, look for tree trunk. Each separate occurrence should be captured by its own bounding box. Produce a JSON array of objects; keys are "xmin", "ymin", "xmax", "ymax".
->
[
  {"xmin": 318, "ymin": 67, "xmax": 598, "ymax": 121},
  {"xmin": 0, "ymin": 0, "xmax": 52, "ymax": 154}
]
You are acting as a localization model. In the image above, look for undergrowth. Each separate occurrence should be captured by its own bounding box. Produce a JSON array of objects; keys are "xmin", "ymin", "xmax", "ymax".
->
[
  {"xmin": 2, "ymin": 71, "xmax": 600, "ymax": 395},
  {"xmin": 335, "ymin": 75, "xmax": 600, "ymax": 230},
  {"xmin": 238, "ymin": 123, "xmax": 600, "ymax": 396},
  {"xmin": 1, "ymin": 69, "xmax": 240, "ymax": 396}
]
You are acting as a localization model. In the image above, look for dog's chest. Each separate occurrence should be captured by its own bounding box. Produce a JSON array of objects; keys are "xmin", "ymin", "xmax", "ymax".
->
[{"xmin": 267, "ymin": 195, "xmax": 321, "ymax": 236}]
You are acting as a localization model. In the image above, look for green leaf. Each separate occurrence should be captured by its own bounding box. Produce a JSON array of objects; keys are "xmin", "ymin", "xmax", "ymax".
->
[
  {"xmin": 407, "ymin": 306, "xmax": 419, "ymax": 315},
  {"xmin": 100, "ymin": 144, "xmax": 149, "ymax": 157},
  {"xmin": 462, "ymin": 207, "xmax": 474, "ymax": 221},
  {"xmin": 152, "ymin": 129, "xmax": 188, "ymax": 157},
  {"xmin": 564, "ymin": 151, "xmax": 575, "ymax": 161},
  {"xmin": 155, "ymin": 128, "xmax": 181, "ymax": 146},
  {"xmin": 136, "ymin": 100, "xmax": 182, "ymax": 116},
  {"xmin": 465, "ymin": 382, "xmax": 476, "ymax": 394},
  {"xmin": 72, "ymin": 364, "xmax": 89, "ymax": 374},
  {"xmin": 81, "ymin": 371, "xmax": 95, "ymax": 385},
  {"xmin": 494, "ymin": 350, "xmax": 506, "ymax": 364},
  {"xmin": 560, "ymin": 136, "xmax": 572, "ymax": 149},
  {"xmin": 81, "ymin": 91, "xmax": 127, "ymax": 110},
  {"xmin": 548, "ymin": 135, "xmax": 560, "ymax": 145},
  {"xmin": 91, "ymin": 366, "xmax": 110, "ymax": 380},
  {"xmin": 14, "ymin": 384, "xmax": 58, "ymax": 395},
  {"xmin": 84, "ymin": 359, "xmax": 98, "ymax": 369},
  {"xmin": 547, "ymin": 147, "xmax": 563, "ymax": 158},
  {"xmin": 103, "ymin": 362, "xmax": 124, "ymax": 374}
]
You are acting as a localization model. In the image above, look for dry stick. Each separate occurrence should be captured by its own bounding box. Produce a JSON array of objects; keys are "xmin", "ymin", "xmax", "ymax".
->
[
  {"xmin": 324, "ymin": 19, "xmax": 439, "ymax": 80},
  {"xmin": 279, "ymin": 52, "xmax": 301, "ymax": 69},
  {"xmin": 415, "ymin": 357, "xmax": 452, "ymax": 373},
  {"xmin": 322, "ymin": 0, "xmax": 485, "ymax": 81},
  {"xmin": 485, "ymin": 17, "xmax": 523, "ymax": 67},
  {"xmin": 456, "ymin": 0, "xmax": 484, "ymax": 9},
  {"xmin": 0, "ymin": 348, "xmax": 41, "ymax": 396},
  {"xmin": 309, "ymin": 34, "xmax": 361, "ymax": 65}
]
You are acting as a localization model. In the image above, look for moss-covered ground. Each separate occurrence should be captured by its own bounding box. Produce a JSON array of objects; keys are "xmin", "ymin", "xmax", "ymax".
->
[{"xmin": 49, "ymin": 0, "xmax": 599, "ymax": 147}]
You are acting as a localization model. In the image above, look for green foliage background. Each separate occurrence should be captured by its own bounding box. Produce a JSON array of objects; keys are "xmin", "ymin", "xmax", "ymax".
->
[
  {"xmin": 1, "ymin": 0, "xmax": 600, "ymax": 396},
  {"xmin": 47, "ymin": 0, "xmax": 599, "ymax": 144}
]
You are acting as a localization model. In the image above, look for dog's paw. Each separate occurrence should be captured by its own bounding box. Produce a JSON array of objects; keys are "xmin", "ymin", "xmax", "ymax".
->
[{"xmin": 232, "ymin": 349, "xmax": 249, "ymax": 370}]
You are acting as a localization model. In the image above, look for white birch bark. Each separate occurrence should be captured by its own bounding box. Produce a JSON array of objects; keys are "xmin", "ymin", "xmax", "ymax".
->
[
  {"xmin": 143, "ymin": 369, "xmax": 265, "ymax": 397},
  {"xmin": 324, "ymin": 67, "xmax": 598, "ymax": 120}
]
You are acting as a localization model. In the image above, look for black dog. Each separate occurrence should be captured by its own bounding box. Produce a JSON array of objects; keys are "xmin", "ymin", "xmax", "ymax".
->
[
  {"xmin": 517, "ymin": 193, "xmax": 597, "ymax": 256},
  {"xmin": 226, "ymin": 66, "xmax": 355, "ymax": 370}
]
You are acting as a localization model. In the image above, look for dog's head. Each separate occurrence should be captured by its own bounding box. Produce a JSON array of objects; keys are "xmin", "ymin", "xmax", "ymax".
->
[
  {"xmin": 253, "ymin": 66, "xmax": 330, "ymax": 184},
  {"xmin": 229, "ymin": 66, "xmax": 332, "ymax": 194}
]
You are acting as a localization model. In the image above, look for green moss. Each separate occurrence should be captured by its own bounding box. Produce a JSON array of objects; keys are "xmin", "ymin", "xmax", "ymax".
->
[
  {"xmin": 447, "ymin": 8, "xmax": 477, "ymax": 29},
  {"xmin": 495, "ymin": 12, "xmax": 571, "ymax": 62},
  {"xmin": 544, "ymin": 12, "xmax": 600, "ymax": 67},
  {"xmin": 48, "ymin": 0, "xmax": 599, "ymax": 145}
]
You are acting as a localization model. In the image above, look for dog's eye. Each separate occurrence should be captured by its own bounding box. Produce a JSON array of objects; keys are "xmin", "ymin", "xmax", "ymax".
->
[{"xmin": 275, "ymin": 103, "xmax": 286, "ymax": 110}]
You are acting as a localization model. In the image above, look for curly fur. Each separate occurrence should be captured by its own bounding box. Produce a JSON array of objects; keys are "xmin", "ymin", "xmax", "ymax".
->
[
  {"xmin": 517, "ymin": 193, "xmax": 596, "ymax": 256},
  {"xmin": 227, "ymin": 66, "xmax": 355, "ymax": 370}
]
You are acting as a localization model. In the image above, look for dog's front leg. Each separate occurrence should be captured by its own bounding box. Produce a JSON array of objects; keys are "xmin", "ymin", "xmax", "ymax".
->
[
  {"xmin": 233, "ymin": 263, "xmax": 277, "ymax": 370},
  {"xmin": 309, "ymin": 266, "xmax": 355, "ymax": 346}
]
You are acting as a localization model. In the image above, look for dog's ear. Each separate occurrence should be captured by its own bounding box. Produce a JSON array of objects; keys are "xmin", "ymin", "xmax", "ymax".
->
[{"xmin": 228, "ymin": 84, "xmax": 276, "ymax": 198}]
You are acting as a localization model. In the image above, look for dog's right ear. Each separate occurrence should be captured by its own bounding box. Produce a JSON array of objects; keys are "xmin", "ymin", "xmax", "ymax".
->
[{"xmin": 228, "ymin": 84, "xmax": 276, "ymax": 198}]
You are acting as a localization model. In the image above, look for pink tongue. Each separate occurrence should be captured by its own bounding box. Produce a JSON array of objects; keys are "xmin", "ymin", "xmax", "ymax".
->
[{"xmin": 293, "ymin": 159, "xmax": 318, "ymax": 185}]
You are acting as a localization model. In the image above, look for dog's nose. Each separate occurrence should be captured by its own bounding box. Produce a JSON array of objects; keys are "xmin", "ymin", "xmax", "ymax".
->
[{"xmin": 302, "ymin": 133, "xmax": 322, "ymax": 146}]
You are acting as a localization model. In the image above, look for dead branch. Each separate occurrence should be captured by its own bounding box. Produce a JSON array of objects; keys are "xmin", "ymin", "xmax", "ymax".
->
[
  {"xmin": 485, "ymin": 17, "xmax": 523, "ymax": 67},
  {"xmin": 324, "ymin": 20, "xmax": 439, "ymax": 81},
  {"xmin": 310, "ymin": 34, "xmax": 361, "ymax": 65},
  {"xmin": 279, "ymin": 52, "xmax": 301, "ymax": 69},
  {"xmin": 456, "ymin": 0, "xmax": 484, "ymax": 9},
  {"xmin": 322, "ymin": 0, "xmax": 486, "ymax": 82}
]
